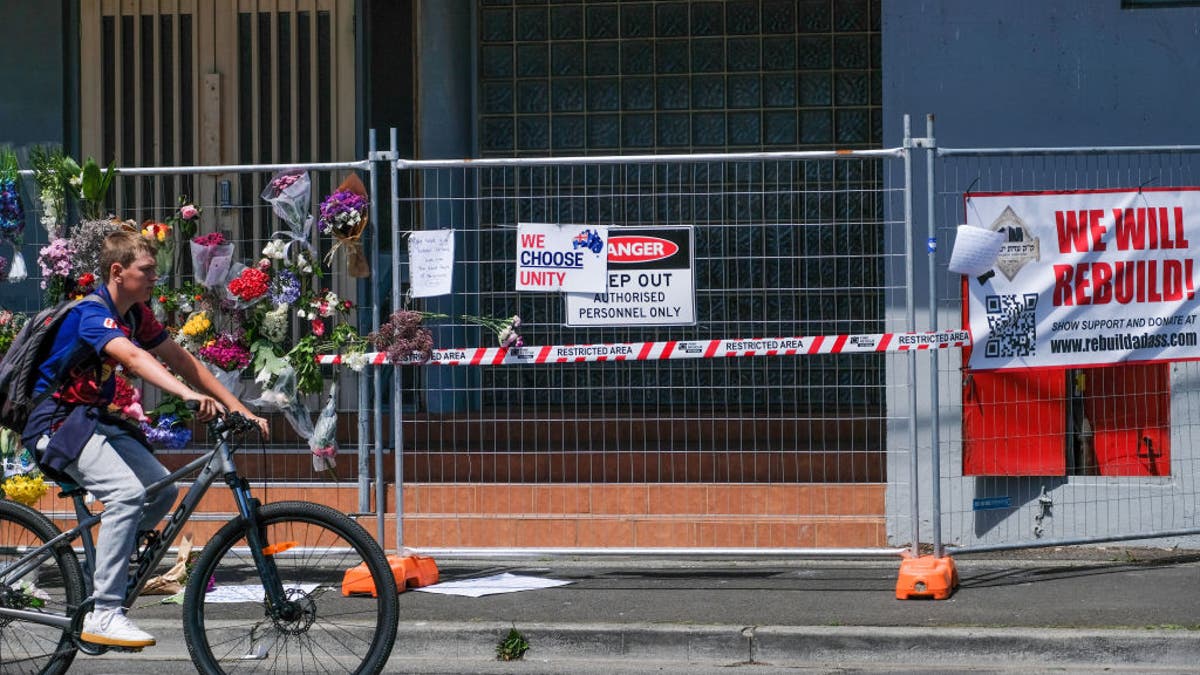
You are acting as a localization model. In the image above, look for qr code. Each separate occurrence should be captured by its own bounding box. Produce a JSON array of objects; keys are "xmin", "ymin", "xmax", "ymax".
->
[{"xmin": 983, "ymin": 293, "xmax": 1038, "ymax": 358}]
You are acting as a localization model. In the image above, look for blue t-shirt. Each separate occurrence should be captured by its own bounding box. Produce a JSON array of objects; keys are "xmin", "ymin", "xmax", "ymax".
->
[
  {"xmin": 32, "ymin": 285, "xmax": 168, "ymax": 405},
  {"xmin": 23, "ymin": 287, "xmax": 169, "ymax": 477}
]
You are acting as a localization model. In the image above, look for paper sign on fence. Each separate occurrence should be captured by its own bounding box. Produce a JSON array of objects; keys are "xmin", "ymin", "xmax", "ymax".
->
[
  {"xmin": 408, "ymin": 229, "xmax": 455, "ymax": 298},
  {"xmin": 516, "ymin": 223, "xmax": 608, "ymax": 293}
]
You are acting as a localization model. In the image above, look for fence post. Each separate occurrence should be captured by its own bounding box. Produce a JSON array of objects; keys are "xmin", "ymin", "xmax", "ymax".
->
[
  {"xmin": 924, "ymin": 113, "xmax": 945, "ymax": 558},
  {"xmin": 390, "ymin": 127, "xmax": 404, "ymax": 552},
  {"xmin": 902, "ymin": 114, "xmax": 920, "ymax": 558},
  {"xmin": 361, "ymin": 130, "xmax": 377, "ymax": 517}
]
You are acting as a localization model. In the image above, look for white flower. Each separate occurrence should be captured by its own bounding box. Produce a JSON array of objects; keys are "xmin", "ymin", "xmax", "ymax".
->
[
  {"xmin": 179, "ymin": 300, "xmax": 193, "ymax": 313},
  {"xmin": 262, "ymin": 239, "xmax": 288, "ymax": 260},
  {"xmin": 343, "ymin": 352, "xmax": 369, "ymax": 372}
]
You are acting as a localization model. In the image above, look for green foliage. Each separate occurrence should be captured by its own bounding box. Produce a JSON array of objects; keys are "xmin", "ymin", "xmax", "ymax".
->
[
  {"xmin": 495, "ymin": 626, "xmax": 530, "ymax": 661},
  {"xmin": 286, "ymin": 323, "xmax": 368, "ymax": 396},
  {"xmin": 148, "ymin": 393, "xmax": 195, "ymax": 423},
  {"xmin": 74, "ymin": 156, "xmax": 118, "ymax": 219}
]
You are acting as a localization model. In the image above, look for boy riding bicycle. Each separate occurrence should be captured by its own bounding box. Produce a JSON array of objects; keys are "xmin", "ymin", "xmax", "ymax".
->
[{"xmin": 21, "ymin": 229, "xmax": 268, "ymax": 648}]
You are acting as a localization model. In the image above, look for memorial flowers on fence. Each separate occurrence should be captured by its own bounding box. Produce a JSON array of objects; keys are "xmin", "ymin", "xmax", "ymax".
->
[
  {"xmin": 261, "ymin": 168, "xmax": 315, "ymax": 266},
  {"xmin": 318, "ymin": 174, "xmax": 370, "ymax": 277},
  {"xmin": 141, "ymin": 220, "xmax": 175, "ymax": 280},
  {"xmin": 0, "ymin": 148, "xmax": 27, "ymax": 282},
  {"xmin": 367, "ymin": 309, "xmax": 524, "ymax": 364},
  {"xmin": 190, "ymin": 231, "xmax": 234, "ymax": 288},
  {"xmin": 0, "ymin": 427, "xmax": 46, "ymax": 506},
  {"xmin": 28, "ymin": 145, "xmax": 71, "ymax": 239}
]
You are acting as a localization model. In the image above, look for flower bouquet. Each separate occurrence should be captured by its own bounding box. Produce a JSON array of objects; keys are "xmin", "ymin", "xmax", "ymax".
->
[
  {"xmin": 261, "ymin": 168, "xmax": 315, "ymax": 262},
  {"xmin": 37, "ymin": 237, "xmax": 75, "ymax": 303},
  {"xmin": 165, "ymin": 197, "xmax": 201, "ymax": 240},
  {"xmin": 139, "ymin": 394, "xmax": 195, "ymax": 450},
  {"xmin": 309, "ymin": 381, "xmax": 339, "ymax": 473},
  {"xmin": 0, "ymin": 310, "xmax": 28, "ymax": 360},
  {"xmin": 368, "ymin": 310, "xmax": 436, "ymax": 364},
  {"xmin": 28, "ymin": 145, "xmax": 70, "ymax": 239},
  {"xmin": 141, "ymin": 220, "xmax": 174, "ymax": 280},
  {"xmin": 198, "ymin": 332, "xmax": 250, "ymax": 397},
  {"xmin": 0, "ymin": 148, "xmax": 27, "ymax": 283},
  {"xmin": 1, "ymin": 427, "xmax": 47, "ymax": 506},
  {"xmin": 190, "ymin": 231, "xmax": 235, "ymax": 287},
  {"xmin": 226, "ymin": 265, "xmax": 271, "ymax": 304},
  {"xmin": 110, "ymin": 374, "xmax": 149, "ymax": 424},
  {"xmin": 318, "ymin": 174, "xmax": 371, "ymax": 277},
  {"xmin": 141, "ymin": 414, "xmax": 193, "ymax": 449}
]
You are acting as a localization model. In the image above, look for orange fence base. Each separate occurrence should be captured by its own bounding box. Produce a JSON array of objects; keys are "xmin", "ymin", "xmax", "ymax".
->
[
  {"xmin": 342, "ymin": 554, "xmax": 440, "ymax": 597},
  {"xmin": 895, "ymin": 552, "xmax": 958, "ymax": 600}
]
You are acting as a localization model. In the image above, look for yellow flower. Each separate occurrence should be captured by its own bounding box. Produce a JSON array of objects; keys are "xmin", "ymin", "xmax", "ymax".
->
[
  {"xmin": 181, "ymin": 311, "xmax": 212, "ymax": 338},
  {"xmin": 2, "ymin": 474, "xmax": 48, "ymax": 506}
]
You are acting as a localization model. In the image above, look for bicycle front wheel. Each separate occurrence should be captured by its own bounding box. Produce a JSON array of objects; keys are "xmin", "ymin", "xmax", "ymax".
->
[
  {"xmin": 0, "ymin": 499, "xmax": 85, "ymax": 675},
  {"xmin": 182, "ymin": 501, "xmax": 398, "ymax": 674}
]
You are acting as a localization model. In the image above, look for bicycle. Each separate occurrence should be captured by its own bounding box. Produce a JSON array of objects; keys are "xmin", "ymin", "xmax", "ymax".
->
[{"xmin": 0, "ymin": 410, "xmax": 399, "ymax": 674}]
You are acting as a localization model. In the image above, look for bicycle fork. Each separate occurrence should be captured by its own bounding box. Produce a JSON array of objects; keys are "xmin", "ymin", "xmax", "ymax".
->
[{"xmin": 226, "ymin": 475, "xmax": 293, "ymax": 615}]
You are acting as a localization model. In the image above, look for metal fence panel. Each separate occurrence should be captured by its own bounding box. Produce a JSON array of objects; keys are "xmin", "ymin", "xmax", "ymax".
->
[
  {"xmin": 389, "ymin": 150, "xmax": 914, "ymax": 551},
  {"xmin": 932, "ymin": 146, "xmax": 1200, "ymax": 553}
]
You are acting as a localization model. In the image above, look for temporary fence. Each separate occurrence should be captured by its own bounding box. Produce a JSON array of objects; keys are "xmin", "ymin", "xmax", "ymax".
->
[
  {"xmin": 10, "ymin": 137, "xmax": 923, "ymax": 556},
  {"xmin": 376, "ymin": 139, "xmax": 918, "ymax": 554},
  {"xmin": 928, "ymin": 129, "xmax": 1200, "ymax": 555},
  {"xmin": 24, "ymin": 117, "xmax": 1200, "ymax": 562}
]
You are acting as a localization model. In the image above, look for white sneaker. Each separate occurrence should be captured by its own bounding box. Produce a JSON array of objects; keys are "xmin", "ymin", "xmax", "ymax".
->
[{"xmin": 80, "ymin": 608, "xmax": 156, "ymax": 647}]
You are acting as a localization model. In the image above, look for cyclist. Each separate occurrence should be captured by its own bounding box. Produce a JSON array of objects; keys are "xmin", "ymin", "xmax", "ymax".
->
[{"xmin": 21, "ymin": 229, "xmax": 269, "ymax": 648}]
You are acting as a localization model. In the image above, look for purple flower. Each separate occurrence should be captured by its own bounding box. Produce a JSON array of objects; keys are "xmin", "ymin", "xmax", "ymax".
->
[
  {"xmin": 141, "ymin": 415, "xmax": 193, "ymax": 449},
  {"xmin": 271, "ymin": 269, "xmax": 301, "ymax": 306},
  {"xmin": 317, "ymin": 189, "xmax": 368, "ymax": 235}
]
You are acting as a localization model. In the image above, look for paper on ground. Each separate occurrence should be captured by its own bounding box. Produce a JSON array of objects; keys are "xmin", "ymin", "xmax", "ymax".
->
[
  {"xmin": 164, "ymin": 582, "xmax": 321, "ymax": 604},
  {"xmin": 414, "ymin": 572, "xmax": 572, "ymax": 597}
]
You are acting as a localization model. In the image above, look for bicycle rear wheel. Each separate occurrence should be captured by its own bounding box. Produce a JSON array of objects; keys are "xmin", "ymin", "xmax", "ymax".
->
[
  {"xmin": 0, "ymin": 499, "xmax": 85, "ymax": 675},
  {"xmin": 182, "ymin": 500, "xmax": 398, "ymax": 674}
]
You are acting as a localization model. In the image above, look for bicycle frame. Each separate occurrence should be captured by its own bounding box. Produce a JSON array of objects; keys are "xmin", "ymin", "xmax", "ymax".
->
[{"xmin": 0, "ymin": 422, "xmax": 288, "ymax": 630}]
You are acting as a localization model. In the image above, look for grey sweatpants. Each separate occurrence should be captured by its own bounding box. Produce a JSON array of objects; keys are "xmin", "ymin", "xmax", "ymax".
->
[{"xmin": 43, "ymin": 422, "xmax": 179, "ymax": 611}]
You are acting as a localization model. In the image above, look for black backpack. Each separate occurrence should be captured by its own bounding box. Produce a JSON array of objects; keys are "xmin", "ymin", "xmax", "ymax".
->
[{"xmin": 0, "ymin": 295, "xmax": 105, "ymax": 432}]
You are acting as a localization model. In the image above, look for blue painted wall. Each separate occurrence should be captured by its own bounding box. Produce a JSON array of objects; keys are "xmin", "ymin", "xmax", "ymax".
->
[
  {"xmin": 0, "ymin": 2, "xmax": 66, "ymax": 149},
  {"xmin": 882, "ymin": 1, "xmax": 1200, "ymax": 148}
]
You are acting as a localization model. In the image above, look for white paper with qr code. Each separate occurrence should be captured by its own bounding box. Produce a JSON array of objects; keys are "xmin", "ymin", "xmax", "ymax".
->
[{"xmin": 964, "ymin": 188, "xmax": 1200, "ymax": 370}]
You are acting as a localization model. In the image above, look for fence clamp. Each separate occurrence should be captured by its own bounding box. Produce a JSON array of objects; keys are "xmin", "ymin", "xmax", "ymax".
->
[
  {"xmin": 1033, "ymin": 486, "xmax": 1053, "ymax": 538},
  {"xmin": 369, "ymin": 150, "xmax": 398, "ymax": 162},
  {"xmin": 906, "ymin": 136, "xmax": 936, "ymax": 149}
]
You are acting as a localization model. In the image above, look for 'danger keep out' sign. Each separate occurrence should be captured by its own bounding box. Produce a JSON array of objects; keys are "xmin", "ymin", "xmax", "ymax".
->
[
  {"xmin": 965, "ymin": 187, "xmax": 1200, "ymax": 371},
  {"xmin": 565, "ymin": 226, "xmax": 695, "ymax": 326},
  {"xmin": 515, "ymin": 223, "xmax": 608, "ymax": 293}
]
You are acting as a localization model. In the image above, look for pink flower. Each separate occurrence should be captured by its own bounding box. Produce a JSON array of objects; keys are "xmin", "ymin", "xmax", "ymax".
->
[
  {"xmin": 257, "ymin": 258, "xmax": 271, "ymax": 270},
  {"xmin": 180, "ymin": 204, "xmax": 199, "ymax": 219},
  {"xmin": 313, "ymin": 445, "xmax": 336, "ymax": 458},
  {"xmin": 311, "ymin": 319, "xmax": 326, "ymax": 337}
]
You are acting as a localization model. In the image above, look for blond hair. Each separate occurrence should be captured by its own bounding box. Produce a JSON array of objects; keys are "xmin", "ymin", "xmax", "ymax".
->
[{"xmin": 99, "ymin": 230, "xmax": 157, "ymax": 282}]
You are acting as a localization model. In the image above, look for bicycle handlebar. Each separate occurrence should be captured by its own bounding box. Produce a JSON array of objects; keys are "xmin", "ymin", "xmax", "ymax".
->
[{"xmin": 183, "ymin": 400, "xmax": 260, "ymax": 436}]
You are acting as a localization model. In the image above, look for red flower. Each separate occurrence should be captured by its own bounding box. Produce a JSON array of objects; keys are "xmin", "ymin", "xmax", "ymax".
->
[
  {"xmin": 78, "ymin": 273, "xmax": 95, "ymax": 287},
  {"xmin": 311, "ymin": 319, "xmax": 326, "ymax": 337},
  {"xmin": 227, "ymin": 267, "xmax": 270, "ymax": 301}
]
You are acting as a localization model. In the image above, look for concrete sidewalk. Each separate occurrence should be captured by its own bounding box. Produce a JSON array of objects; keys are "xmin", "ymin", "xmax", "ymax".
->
[{"xmin": 114, "ymin": 547, "xmax": 1200, "ymax": 671}]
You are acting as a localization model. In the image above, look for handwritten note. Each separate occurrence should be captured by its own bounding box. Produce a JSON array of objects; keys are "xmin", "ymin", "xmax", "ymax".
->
[{"xmin": 408, "ymin": 229, "xmax": 455, "ymax": 297}]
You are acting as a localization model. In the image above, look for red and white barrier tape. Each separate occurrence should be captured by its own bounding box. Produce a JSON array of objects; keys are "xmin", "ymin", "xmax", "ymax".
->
[{"xmin": 316, "ymin": 329, "xmax": 971, "ymax": 367}]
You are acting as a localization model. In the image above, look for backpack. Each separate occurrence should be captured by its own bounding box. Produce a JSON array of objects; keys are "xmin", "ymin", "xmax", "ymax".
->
[{"xmin": 0, "ymin": 295, "xmax": 106, "ymax": 432}]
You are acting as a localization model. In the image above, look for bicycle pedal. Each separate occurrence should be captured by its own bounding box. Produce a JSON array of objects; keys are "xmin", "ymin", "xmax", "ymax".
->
[{"xmin": 109, "ymin": 645, "xmax": 145, "ymax": 654}]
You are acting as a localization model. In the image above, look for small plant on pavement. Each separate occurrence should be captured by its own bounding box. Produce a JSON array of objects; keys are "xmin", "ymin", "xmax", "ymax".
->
[{"xmin": 496, "ymin": 625, "xmax": 530, "ymax": 661}]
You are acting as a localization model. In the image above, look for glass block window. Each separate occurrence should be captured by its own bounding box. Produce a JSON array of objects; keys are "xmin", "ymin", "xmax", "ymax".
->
[
  {"xmin": 478, "ymin": 0, "xmax": 882, "ymax": 155},
  {"xmin": 470, "ymin": 0, "xmax": 885, "ymax": 418}
]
